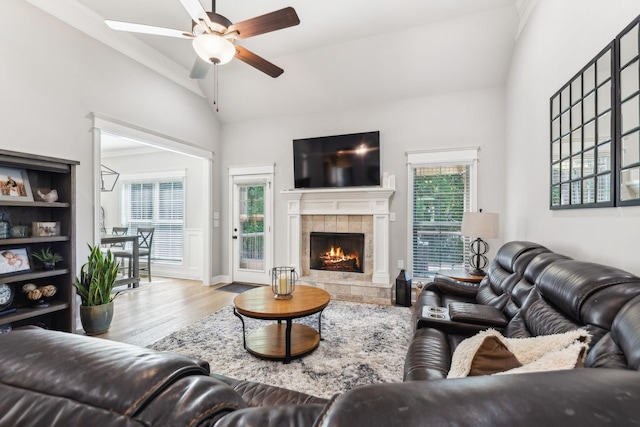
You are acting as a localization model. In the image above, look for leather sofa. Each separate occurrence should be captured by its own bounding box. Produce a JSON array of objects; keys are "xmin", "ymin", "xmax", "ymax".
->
[{"xmin": 1, "ymin": 241, "xmax": 640, "ymax": 426}]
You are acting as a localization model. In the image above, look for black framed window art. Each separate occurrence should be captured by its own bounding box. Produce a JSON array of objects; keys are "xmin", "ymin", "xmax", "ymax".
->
[{"xmin": 550, "ymin": 15, "xmax": 640, "ymax": 209}]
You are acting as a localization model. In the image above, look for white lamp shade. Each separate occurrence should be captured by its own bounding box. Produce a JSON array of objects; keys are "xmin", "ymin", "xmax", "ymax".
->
[
  {"xmin": 461, "ymin": 212, "xmax": 499, "ymax": 239},
  {"xmin": 192, "ymin": 34, "xmax": 236, "ymax": 65}
]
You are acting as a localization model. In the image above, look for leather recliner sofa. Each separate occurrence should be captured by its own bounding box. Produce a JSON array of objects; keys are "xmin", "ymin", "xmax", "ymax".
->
[{"xmin": 1, "ymin": 241, "xmax": 640, "ymax": 426}]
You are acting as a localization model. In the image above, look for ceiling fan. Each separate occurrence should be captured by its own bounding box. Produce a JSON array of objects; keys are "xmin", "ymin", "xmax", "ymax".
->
[{"xmin": 105, "ymin": 0, "xmax": 300, "ymax": 79}]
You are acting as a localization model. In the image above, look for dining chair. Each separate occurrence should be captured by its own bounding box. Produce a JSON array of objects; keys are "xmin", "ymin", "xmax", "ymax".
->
[
  {"xmin": 110, "ymin": 227, "xmax": 128, "ymax": 247},
  {"xmin": 108, "ymin": 226, "xmax": 129, "ymax": 276},
  {"xmin": 112, "ymin": 227, "xmax": 155, "ymax": 283}
]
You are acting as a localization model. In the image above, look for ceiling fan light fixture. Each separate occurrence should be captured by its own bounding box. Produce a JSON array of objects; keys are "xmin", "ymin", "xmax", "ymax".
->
[
  {"xmin": 193, "ymin": 34, "xmax": 235, "ymax": 65},
  {"xmin": 192, "ymin": 22, "xmax": 208, "ymax": 37}
]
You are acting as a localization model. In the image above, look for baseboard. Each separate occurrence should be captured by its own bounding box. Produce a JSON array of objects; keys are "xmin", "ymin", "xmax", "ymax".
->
[
  {"xmin": 209, "ymin": 275, "xmax": 230, "ymax": 286},
  {"xmin": 152, "ymin": 264, "xmax": 201, "ymax": 280}
]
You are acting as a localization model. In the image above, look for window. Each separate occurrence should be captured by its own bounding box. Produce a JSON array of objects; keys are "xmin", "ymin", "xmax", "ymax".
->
[
  {"xmin": 408, "ymin": 148, "xmax": 478, "ymax": 279},
  {"xmin": 121, "ymin": 174, "xmax": 185, "ymax": 262}
]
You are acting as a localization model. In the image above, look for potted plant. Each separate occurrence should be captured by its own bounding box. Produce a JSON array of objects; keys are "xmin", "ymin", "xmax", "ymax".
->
[
  {"xmin": 32, "ymin": 247, "xmax": 63, "ymax": 270},
  {"xmin": 74, "ymin": 244, "xmax": 120, "ymax": 335}
]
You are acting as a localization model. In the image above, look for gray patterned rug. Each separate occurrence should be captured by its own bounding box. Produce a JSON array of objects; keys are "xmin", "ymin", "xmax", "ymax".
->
[{"xmin": 149, "ymin": 300, "xmax": 412, "ymax": 399}]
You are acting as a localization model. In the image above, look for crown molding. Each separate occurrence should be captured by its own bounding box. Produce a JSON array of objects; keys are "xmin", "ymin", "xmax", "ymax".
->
[{"xmin": 25, "ymin": 0, "xmax": 204, "ymax": 97}]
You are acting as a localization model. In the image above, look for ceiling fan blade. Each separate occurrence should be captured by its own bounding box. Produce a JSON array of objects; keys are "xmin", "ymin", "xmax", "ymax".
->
[
  {"xmin": 234, "ymin": 45, "xmax": 284, "ymax": 78},
  {"xmin": 179, "ymin": 0, "xmax": 215, "ymax": 29},
  {"xmin": 189, "ymin": 57, "xmax": 210, "ymax": 79},
  {"xmin": 105, "ymin": 20, "xmax": 193, "ymax": 39},
  {"xmin": 228, "ymin": 7, "xmax": 300, "ymax": 40}
]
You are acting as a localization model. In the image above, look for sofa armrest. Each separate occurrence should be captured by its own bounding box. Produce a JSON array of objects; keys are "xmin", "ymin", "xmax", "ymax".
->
[
  {"xmin": 317, "ymin": 369, "xmax": 640, "ymax": 427},
  {"xmin": 416, "ymin": 305, "xmax": 504, "ymax": 336},
  {"xmin": 213, "ymin": 404, "xmax": 327, "ymax": 427},
  {"xmin": 428, "ymin": 275, "xmax": 480, "ymax": 298},
  {"xmin": 211, "ymin": 374, "xmax": 329, "ymax": 407},
  {"xmin": 0, "ymin": 328, "xmax": 247, "ymax": 426}
]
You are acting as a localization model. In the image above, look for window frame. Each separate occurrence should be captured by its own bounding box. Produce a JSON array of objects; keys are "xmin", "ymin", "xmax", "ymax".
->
[
  {"xmin": 407, "ymin": 147, "xmax": 479, "ymax": 280},
  {"xmin": 120, "ymin": 170, "xmax": 186, "ymax": 264}
]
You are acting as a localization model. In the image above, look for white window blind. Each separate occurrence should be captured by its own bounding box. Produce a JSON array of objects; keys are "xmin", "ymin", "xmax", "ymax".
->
[
  {"xmin": 408, "ymin": 149, "xmax": 477, "ymax": 279},
  {"xmin": 121, "ymin": 178, "xmax": 184, "ymax": 262}
]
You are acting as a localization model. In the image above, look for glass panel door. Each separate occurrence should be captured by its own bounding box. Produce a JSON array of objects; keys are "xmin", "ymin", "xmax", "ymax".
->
[
  {"xmin": 231, "ymin": 175, "xmax": 272, "ymax": 284},
  {"xmin": 238, "ymin": 184, "xmax": 264, "ymax": 271}
]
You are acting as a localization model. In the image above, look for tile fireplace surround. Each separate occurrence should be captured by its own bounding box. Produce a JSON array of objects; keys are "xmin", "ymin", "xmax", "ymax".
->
[{"xmin": 281, "ymin": 187, "xmax": 395, "ymax": 305}]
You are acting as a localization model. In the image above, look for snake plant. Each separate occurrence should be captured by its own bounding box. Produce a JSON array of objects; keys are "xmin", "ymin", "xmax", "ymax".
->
[{"xmin": 74, "ymin": 245, "xmax": 120, "ymax": 306}]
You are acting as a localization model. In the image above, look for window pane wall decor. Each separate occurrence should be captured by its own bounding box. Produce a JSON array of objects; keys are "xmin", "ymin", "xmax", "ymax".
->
[
  {"xmin": 618, "ymin": 18, "xmax": 640, "ymax": 205},
  {"xmin": 550, "ymin": 14, "xmax": 640, "ymax": 208},
  {"xmin": 550, "ymin": 43, "xmax": 614, "ymax": 209}
]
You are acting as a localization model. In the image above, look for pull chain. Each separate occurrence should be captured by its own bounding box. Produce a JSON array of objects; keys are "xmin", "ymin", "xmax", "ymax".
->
[{"xmin": 213, "ymin": 63, "xmax": 219, "ymax": 112}]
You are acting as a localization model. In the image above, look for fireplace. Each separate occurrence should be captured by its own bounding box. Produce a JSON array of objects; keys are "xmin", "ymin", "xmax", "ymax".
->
[
  {"xmin": 282, "ymin": 186, "xmax": 395, "ymax": 304},
  {"xmin": 310, "ymin": 232, "xmax": 365, "ymax": 273}
]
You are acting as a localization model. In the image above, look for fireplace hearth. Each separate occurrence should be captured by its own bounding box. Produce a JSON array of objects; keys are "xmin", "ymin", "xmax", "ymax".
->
[{"xmin": 310, "ymin": 232, "xmax": 365, "ymax": 273}]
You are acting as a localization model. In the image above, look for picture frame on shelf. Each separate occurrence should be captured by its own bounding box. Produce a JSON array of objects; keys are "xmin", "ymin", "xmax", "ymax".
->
[
  {"xmin": 32, "ymin": 222, "xmax": 60, "ymax": 237},
  {"xmin": 0, "ymin": 247, "xmax": 32, "ymax": 276},
  {"xmin": 0, "ymin": 167, "xmax": 33, "ymax": 202}
]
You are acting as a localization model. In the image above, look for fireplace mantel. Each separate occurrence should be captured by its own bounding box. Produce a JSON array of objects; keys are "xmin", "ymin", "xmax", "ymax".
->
[
  {"xmin": 281, "ymin": 187, "xmax": 395, "ymax": 215},
  {"xmin": 281, "ymin": 186, "xmax": 395, "ymax": 285}
]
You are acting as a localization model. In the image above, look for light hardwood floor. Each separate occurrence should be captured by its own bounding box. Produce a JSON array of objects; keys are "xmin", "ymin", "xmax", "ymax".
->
[{"xmin": 83, "ymin": 278, "xmax": 238, "ymax": 347}]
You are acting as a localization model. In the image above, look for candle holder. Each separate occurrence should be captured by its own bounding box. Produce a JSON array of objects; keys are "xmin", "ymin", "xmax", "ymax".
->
[{"xmin": 271, "ymin": 267, "xmax": 297, "ymax": 300}]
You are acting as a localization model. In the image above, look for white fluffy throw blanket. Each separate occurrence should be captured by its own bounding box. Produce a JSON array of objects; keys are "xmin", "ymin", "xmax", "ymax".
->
[{"xmin": 448, "ymin": 328, "xmax": 591, "ymax": 378}]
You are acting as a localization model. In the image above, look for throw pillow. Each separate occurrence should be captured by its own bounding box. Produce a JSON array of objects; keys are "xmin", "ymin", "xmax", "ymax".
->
[{"xmin": 448, "ymin": 330, "xmax": 521, "ymax": 378}]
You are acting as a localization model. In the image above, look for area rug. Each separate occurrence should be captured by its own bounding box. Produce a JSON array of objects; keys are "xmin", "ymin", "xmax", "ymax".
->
[
  {"xmin": 216, "ymin": 282, "xmax": 261, "ymax": 293},
  {"xmin": 149, "ymin": 300, "xmax": 412, "ymax": 399}
]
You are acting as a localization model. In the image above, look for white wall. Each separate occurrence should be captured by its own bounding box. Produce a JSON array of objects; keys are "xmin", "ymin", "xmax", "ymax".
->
[
  {"xmin": 1, "ymin": 0, "xmax": 222, "ymax": 274},
  {"xmin": 505, "ymin": 0, "xmax": 640, "ymax": 274},
  {"xmin": 221, "ymin": 87, "xmax": 506, "ymax": 279},
  {"xmin": 101, "ymin": 149, "xmax": 206, "ymax": 279}
]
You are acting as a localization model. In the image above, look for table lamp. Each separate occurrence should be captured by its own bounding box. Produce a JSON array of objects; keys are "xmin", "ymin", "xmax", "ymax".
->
[{"xmin": 461, "ymin": 210, "xmax": 499, "ymax": 276}]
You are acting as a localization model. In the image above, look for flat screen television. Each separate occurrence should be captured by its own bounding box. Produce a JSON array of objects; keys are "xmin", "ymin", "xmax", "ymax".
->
[{"xmin": 293, "ymin": 131, "xmax": 380, "ymax": 189}]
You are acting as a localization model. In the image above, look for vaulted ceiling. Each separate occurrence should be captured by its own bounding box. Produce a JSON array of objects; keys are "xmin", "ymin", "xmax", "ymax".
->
[{"xmin": 27, "ymin": 0, "xmax": 533, "ymax": 123}]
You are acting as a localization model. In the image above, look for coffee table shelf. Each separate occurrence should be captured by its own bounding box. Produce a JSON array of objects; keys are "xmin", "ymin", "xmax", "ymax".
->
[
  {"xmin": 245, "ymin": 323, "xmax": 321, "ymax": 359},
  {"xmin": 233, "ymin": 285, "xmax": 330, "ymax": 364}
]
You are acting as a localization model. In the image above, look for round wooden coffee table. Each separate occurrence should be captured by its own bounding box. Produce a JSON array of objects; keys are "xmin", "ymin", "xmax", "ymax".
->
[{"xmin": 233, "ymin": 285, "xmax": 330, "ymax": 364}]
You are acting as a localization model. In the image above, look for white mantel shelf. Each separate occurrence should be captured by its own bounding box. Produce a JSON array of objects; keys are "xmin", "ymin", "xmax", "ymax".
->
[
  {"xmin": 281, "ymin": 186, "xmax": 395, "ymax": 286},
  {"xmin": 281, "ymin": 187, "xmax": 395, "ymax": 216},
  {"xmin": 281, "ymin": 186, "xmax": 395, "ymax": 196}
]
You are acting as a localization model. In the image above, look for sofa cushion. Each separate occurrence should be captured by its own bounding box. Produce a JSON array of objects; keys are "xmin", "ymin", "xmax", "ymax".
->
[
  {"xmin": 501, "ymin": 252, "xmax": 572, "ymax": 320},
  {"xmin": 319, "ymin": 370, "xmax": 640, "ymax": 427},
  {"xmin": 585, "ymin": 291, "xmax": 640, "ymax": 369},
  {"xmin": 536, "ymin": 260, "xmax": 640, "ymax": 326},
  {"xmin": 448, "ymin": 329, "xmax": 590, "ymax": 378},
  {"xmin": 510, "ymin": 259, "xmax": 640, "ymax": 348}
]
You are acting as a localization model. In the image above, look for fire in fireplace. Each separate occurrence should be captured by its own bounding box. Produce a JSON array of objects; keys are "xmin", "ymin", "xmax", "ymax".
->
[{"xmin": 310, "ymin": 232, "xmax": 365, "ymax": 273}]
